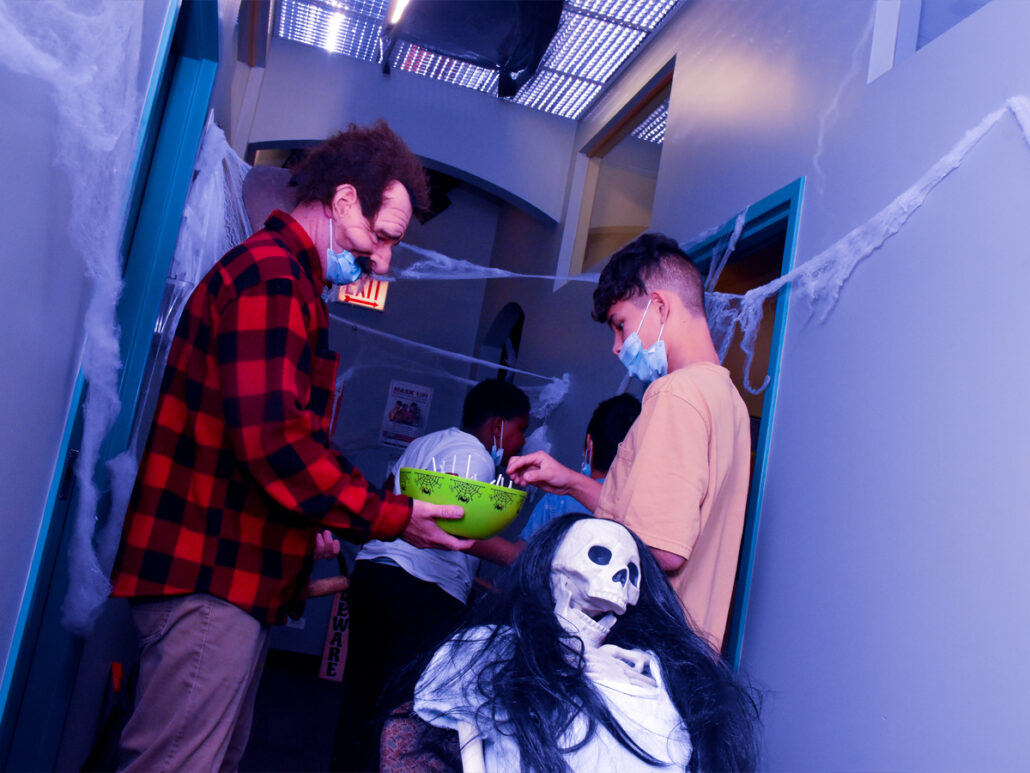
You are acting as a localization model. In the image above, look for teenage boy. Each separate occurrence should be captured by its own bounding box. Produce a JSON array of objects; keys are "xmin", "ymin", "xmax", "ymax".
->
[{"xmin": 507, "ymin": 233, "xmax": 750, "ymax": 651}]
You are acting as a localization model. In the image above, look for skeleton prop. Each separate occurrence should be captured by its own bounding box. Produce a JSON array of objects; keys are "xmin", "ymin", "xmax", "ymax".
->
[{"xmin": 412, "ymin": 514, "xmax": 760, "ymax": 772}]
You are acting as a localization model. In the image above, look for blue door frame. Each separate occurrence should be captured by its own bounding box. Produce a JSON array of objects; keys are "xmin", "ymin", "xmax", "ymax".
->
[
  {"xmin": 0, "ymin": 1, "xmax": 219, "ymax": 767},
  {"xmin": 688, "ymin": 178, "xmax": 805, "ymax": 669}
]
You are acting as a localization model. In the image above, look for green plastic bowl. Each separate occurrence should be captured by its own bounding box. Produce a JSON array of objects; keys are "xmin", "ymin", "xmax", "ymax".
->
[{"xmin": 398, "ymin": 467, "xmax": 527, "ymax": 539}]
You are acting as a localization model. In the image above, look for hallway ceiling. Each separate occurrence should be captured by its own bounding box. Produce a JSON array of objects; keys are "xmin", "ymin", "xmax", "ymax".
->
[{"xmin": 276, "ymin": 0, "xmax": 680, "ymax": 123}]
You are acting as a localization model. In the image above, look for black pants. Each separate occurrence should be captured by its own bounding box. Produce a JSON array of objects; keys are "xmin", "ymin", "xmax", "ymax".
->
[{"xmin": 330, "ymin": 560, "xmax": 466, "ymax": 772}]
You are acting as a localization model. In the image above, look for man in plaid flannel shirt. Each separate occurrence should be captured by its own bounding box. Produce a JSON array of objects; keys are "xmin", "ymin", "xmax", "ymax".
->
[{"xmin": 110, "ymin": 121, "xmax": 471, "ymax": 772}]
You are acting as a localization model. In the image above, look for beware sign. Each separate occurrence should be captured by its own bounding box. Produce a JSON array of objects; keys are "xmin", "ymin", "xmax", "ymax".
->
[{"xmin": 319, "ymin": 590, "xmax": 350, "ymax": 681}]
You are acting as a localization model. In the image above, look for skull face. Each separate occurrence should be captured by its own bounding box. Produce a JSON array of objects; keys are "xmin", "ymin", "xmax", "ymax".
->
[{"xmin": 550, "ymin": 519, "xmax": 641, "ymax": 649}]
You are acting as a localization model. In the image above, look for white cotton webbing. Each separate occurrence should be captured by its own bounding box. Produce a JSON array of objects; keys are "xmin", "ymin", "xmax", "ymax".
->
[
  {"xmin": 393, "ymin": 242, "xmax": 600, "ymax": 283},
  {"xmin": 707, "ymin": 95, "xmax": 1030, "ymax": 394},
  {"xmin": 704, "ymin": 209, "xmax": 747, "ymax": 292},
  {"xmin": 333, "ymin": 330, "xmax": 570, "ymax": 424},
  {"xmin": 0, "ymin": 0, "xmax": 146, "ymax": 635},
  {"xmin": 83, "ymin": 123, "xmax": 255, "ymax": 634},
  {"xmin": 331, "ymin": 314, "xmax": 565, "ymax": 385}
]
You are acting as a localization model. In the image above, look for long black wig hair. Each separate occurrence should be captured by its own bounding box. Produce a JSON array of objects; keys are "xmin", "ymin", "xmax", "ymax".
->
[{"xmin": 415, "ymin": 513, "xmax": 761, "ymax": 773}]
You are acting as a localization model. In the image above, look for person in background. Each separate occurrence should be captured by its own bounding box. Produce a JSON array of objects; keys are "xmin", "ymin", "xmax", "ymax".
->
[
  {"xmin": 331, "ymin": 378, "xmax": 530, "ymax": 773},
  {"xmin": 519, "ymin": 393, "xmax": 641, "ymax": 541},
  {"xmin": 109, "ymin": 121, "xmax": 472, "ymax": 772},
  {"xmin": 507, "ymin": 233, "xmax": 751, "ymax": 653}
]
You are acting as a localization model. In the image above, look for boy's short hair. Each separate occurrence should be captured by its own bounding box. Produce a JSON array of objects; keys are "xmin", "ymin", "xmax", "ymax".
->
[
  {"xmin": 290, "ymin": 119, "xmax": 431, "ymax": 221},
  {"xmin": 586, "ymin": 393, "xmax": 642, "ymax": 473},
  {"xmin": 591, "ymin": 232, "xmax": 706, "ymax": 322},
  {"xmin": 462, "ymin": 379, "xmax": 530, "ymax": 430}
]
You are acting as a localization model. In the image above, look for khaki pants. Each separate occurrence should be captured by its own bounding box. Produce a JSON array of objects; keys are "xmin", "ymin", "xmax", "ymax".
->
[{"xmin": 118, "ymin": 594, "xmax": 269, "ymax": 772}]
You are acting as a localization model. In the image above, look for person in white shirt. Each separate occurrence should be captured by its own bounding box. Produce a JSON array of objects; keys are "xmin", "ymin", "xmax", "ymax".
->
[{"xmin": 331, "ymin": 378, "xmax": 530, "ymax": 772}]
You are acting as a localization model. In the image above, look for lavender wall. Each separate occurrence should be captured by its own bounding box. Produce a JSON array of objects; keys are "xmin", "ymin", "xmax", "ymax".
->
[
  {"xmin": 0, "ymin": 0, "xmax": 176, "ymax": 699},
  {"xmin": 246, "ymin": 36, "xmax": 578, "ymax": 222},
  {"xmin": 575, "ymin": 0, "xmax": 1030, "ymax": 768}
]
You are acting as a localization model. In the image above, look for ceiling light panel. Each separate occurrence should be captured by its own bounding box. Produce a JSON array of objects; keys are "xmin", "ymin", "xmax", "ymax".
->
[
  {"xmin": 393, "ymin": 42, "xmax": 499, "ymax": 93},
  {"xmin": 570, "ymin": 0, "xmax": 679, "ymax": 28},
  {"xmin": 544, "ymin": 13, "xmax": 646, "ymax": 84},
  {"xmin": 276, "ymin": 0, "xmax": 681, "ymax": 121},
  {"xmin": 278, "ymin": 0, "xmax": 388, "ymax": 58},
  {"xmin": 513, "ymin": 70, "xmax": 602, "ymax": 119},
  {"xmin": 631, "ymin": 98, "xmax": 668, "ymax": 144}
]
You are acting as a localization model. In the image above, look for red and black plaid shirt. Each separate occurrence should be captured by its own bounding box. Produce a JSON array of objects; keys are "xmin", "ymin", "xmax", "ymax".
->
[{"xmin": 111, "ymin": 211, "xmax": 412, "ymax": 624}]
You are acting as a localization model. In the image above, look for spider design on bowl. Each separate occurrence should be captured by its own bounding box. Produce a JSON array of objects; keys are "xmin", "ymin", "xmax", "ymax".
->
[
  {"xmin": 448, "ymin": 480, "xmax": 484, "ymax": 504},
  {"xmin": 488, "ymin": 489, "xmax": 521, "ymax": 511},
  {"xmin": 412, "ymin": 471, "xmax": 444, "ymax": 496}
]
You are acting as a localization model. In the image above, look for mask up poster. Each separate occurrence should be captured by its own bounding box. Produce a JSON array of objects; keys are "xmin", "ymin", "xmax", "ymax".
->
[{"xmin": 380, "ymin": 379, "xmax": 432, "ymax": 448}]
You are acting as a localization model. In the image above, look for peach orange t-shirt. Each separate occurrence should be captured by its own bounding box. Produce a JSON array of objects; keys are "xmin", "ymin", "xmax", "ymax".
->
[{"xmin": 595, "ymin": 363, "xmax": 750, "ymax": 651}]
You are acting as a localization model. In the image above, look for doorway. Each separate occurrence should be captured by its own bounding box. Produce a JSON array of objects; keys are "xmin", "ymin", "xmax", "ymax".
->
[{"xmin": 687, "ymin": 178, "xmax": 804, "ymax": 668}]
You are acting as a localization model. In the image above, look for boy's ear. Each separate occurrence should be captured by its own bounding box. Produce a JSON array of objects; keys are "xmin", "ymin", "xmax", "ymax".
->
[{"xmin": 650, "ymin": 290, "xmax": 671, "ymax": 322}]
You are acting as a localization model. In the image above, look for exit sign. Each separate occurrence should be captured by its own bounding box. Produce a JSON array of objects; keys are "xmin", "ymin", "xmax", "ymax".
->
[{"xmin": 332, "ymin": 277, "xmax": 389, "ymax": 311}]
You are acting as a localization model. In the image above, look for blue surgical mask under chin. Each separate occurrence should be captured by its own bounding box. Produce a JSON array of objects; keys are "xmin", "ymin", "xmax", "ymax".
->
[
  {"xmin": 617, "ymin": 299, "xmax": 668, "ymax": 382},
  {"xmin": 325, "ymin": 217, "xmax": 362, "ymax": 285},
  {"xmin": 580, "ymin": 457, "xmax": 592, "ymax": 477},
  {"xmin": 490, "ymin": 422, "xmax": 505, "ymax": 467}
]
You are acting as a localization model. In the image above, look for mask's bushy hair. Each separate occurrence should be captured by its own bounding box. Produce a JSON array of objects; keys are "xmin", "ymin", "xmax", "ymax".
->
[
  {"xmin": 416, "ymin": 514, "xmax": 761, "ymax": 773},
  {"xmin": 592, "ymin": 233, "xmax": 706, "ymax": 323},
  {"xmin": 290, "ymin": 119, "xmax": 431, "ymax": 220}
]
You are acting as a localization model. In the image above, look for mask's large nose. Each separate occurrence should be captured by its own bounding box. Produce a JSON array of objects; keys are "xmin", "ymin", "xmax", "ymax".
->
[{"xmin": 370, "ymin": 244, "xmax": 392, "ymax": 275}]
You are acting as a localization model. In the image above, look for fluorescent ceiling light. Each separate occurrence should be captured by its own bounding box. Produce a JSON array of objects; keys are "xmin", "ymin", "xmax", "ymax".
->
[
  {"xmin": 276, "ymin": 0, "xmax": 680, "ymax": 121},
  {"xmin": 631, "ymin": 98, "xmax": 669, "ymax": 144},
  {"xmin": 388, "ymin": 0, "xmax": 410, "ymax": 25}
]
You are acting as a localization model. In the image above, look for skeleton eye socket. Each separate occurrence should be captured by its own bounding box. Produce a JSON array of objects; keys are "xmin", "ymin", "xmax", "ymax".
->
[
  {"xmin": 628, "ymin": 562, "xmax": 639, "ymax": 586},
  {"xmin": 588, "ymin": 545, "xmax": 612, "ymax": 565}
]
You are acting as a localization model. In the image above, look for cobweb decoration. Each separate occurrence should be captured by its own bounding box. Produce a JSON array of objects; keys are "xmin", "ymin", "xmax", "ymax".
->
[
  {"xmin": 331, "ymin": 316, "xmax": 567, "ymax": 459},
  {"xmin": 704, "ymin": 209, "xmax": 747, "ymax": 292},
  {"xmin": 87, "ymin": 122, "xmax": 255, "ymax": 632},
  {"xmin": 705, "ymin": 95, "xmax": 1030, "ymax": 395},
  {"xmin": 67, "ymin": 115, "xmax": 250, "ymax": 632},
  {"xmin": 0, "ymin": 0, "xmax": 146, "ymax": 635},
  {"xmin": 392, "ymin": 242, "xmax": 600, "ymax": 283},
  {"xmin": 332, "ymin": 314, "xmax": 570, "ymax": 425}
]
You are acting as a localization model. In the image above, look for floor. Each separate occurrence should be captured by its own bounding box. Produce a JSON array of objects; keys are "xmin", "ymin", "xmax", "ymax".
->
[{"xmin": 240, "ymin": 649, "xmax": 347, "ymax": 772}]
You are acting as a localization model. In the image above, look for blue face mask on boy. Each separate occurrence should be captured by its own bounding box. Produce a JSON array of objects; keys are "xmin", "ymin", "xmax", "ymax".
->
[
  {"xmin": 325, "ymin": 217, "xmax": 363, "ymax": 285},
  {"xmin": 617, "ymin": 298, "xmax": 668, "ymax": 382}
]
